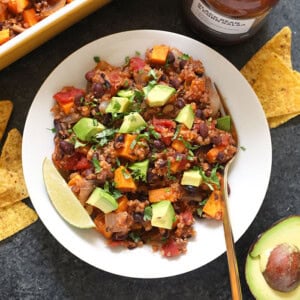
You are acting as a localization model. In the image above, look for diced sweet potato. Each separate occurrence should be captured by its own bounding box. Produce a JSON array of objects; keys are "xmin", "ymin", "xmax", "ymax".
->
[
  {"xmin": 150, "ymin": 45, "xmax": 169, "ymax": 65},
  {"xmin": 0, "ymin": 3, "xmax": 8, "ymax": 22},
  {"xmin": 114, "ymin": 166, "xmax": 137, "ymax": 193},
  {"xmin": 23, "ymin": 8, "xmax": 38, "ymax": 27},
  {"xmin": 149, "ymin": 187, "xmax": 177, "ymax": 203},
  {"xmin": 115, "ymin": 134, "xmax": 138, "ymax": 161},
  {"xmin": 171, "ymin": 139, "xmax": 186, "ymax": 153},
  {"xmin": 206, "ymin": 146, "xmax": 226, "ymax": 163},
  {"xmin": 115, "ymin": 195, "xmax": 128, "ymax": 213},
  {"xmin": 0, "ymin": 29, "xmax": 10, "ymax": 45},
  {"xmin": 8, "ymin": 0, "xmax": 29, "ymax": 15},
  {"xmin": 202, "ymin": 190, "xmax": 224, "ymax": 220},
  {"xmin": 94, "ymin": 214, "xmax": 112, "ymax": 239}
]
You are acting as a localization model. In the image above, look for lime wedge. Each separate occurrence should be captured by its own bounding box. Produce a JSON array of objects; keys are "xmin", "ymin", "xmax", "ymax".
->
[{"xmin": 42, "ymin": 157, "xmax": 95, "ymax": 229}]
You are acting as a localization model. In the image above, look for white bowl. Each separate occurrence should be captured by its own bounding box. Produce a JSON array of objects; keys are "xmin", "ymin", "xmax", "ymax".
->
[{"xmin": 22, "ymin": 30, "xmax": 272, "ymax": 278}]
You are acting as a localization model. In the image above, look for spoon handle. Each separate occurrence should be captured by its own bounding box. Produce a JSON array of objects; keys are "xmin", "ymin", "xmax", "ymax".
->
[{"xmin": 223, "ymin": 162, "xmax": 243, "ymax": 300}]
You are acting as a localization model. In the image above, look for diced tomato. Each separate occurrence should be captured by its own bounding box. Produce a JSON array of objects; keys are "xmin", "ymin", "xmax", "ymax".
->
[
  {"xmin": 53, "ymin": 86, "xmax": 85, "ymax": 105},
  {"xmin": 152, "ymin": 118, "xmax": 176, "ymax": 145},
  {"xmin": 107, "ymin": 70, "xmax": 123, "ymax": 94},
  {"xmin": 129, "ymin": 57, "xmax": 146, "ymax": 71},
  {"xmin": 161, "ymin": 239, "xmax": 181, "ymax": 257},
  {"xmin": 55, "ymin": 153, "xmax": 91, "ymax": 171},
  {"xmin": 75, "ymin": 156, "xmax": 91, "ymax": 170}
]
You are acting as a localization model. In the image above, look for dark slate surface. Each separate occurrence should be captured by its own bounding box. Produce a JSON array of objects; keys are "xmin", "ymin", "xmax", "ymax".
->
[{"xmin": 0, "ymin": 0, "xmax": 299, "ymax": 299}]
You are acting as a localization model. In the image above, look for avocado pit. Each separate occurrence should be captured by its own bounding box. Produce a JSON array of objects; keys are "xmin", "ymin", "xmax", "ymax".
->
[{"xmin": 262, "ymin": 243, "xmax": 300, "ymax": 292}]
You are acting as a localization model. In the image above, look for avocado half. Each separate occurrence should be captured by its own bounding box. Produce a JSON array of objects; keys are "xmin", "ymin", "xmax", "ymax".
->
[{"xmin": 245, "ymin": 215, "xmax": 300, "ymax": 300}]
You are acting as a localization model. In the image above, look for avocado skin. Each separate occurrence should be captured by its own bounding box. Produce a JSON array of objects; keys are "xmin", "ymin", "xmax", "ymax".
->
[{"xmin": 245, "ymin": 215, "xmax": 300, "ymax": 300}]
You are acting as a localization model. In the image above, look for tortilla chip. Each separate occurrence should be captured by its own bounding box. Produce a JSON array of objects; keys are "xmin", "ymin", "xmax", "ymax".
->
[
  {"xmin": 0, "ymin": 128, "xmax": 22, "ymax": 172},
  {"xmin": 268, "ymin": 113, "xmax": 299, "ymax": 128},
  {"xmin": 0, "ymin": 100, "xmax": 13, "ymax": 142},
  {"xmin": 241, "ymin": 26, "xmax": 292, "ymax": 85},
  {"xmin": 252, "ymin": 53, "xmax": 300, "ymax": 118},
  {"xmin": 0, "ymin": 128, "xmax": 28, "ymax": 207},
  {"xmin": 0, "ymin": 168, "xmax": 28, "ymax": 207},
  {"xmin": 0, "ymin": 201, "xmax": 38, "ymax": 241}
]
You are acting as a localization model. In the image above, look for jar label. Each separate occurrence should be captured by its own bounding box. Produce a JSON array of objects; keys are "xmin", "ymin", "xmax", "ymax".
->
[{"xmin": 191, "ymin": 0, "xmax": 256, "ymax": 34}]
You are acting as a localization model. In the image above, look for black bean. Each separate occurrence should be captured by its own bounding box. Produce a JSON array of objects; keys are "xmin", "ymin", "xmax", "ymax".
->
[
  {"xmin": 115, "ymin": 134, "xmax": 125, "ymax": 143},
  {"xmin": 85, "ymin": 70, "xmax": 95, "ymax": 82},
  {"xmin": 91, "ymin": 82, "xmax": 105, "ymax": 98},
  {"xmin": 59, "ymin": 140, "xmax": 74, "ymax": 155},
  {"xmin": 176, "ymin": 97, "xmax": 185, "ymax": 109},
  {"xmin": 169, "ymin": 78, "xmax": 181, "ymax": 89},
  {"xmin": 112, "ymin": 232, "xmax": 128, "ymax": 241},
  {"xmin": 217, "ymin": 151, "xmax": 225, "ymax": 162},
  {"xmin": 167, "ymin": 51, "xmax": 175, "ymax": 64},
  {"xmin": 179, "ymin": 59, "xmax": 187, "ymax": 69},
  {"xmin": 74, "ymin": 94, "xmax": 83, "ymax": 106},
  {"xmin": 153, "ymin": 140, "xmax": 164, "ymax": 150},
  {"xmin": 195, "ymin": 70, "xmax": 204, "ymax": 77},
  {"xmin": 100, "ymin": 113, "xmax": 112, "ymax": 126},
  {"xmin": 211, "ymin": 136, "xmax": 222, "ymax": 146},
  {"xmin": 133, "ymin": 212, "xmax": 144, "ymax": 223},
  {"xmin": 147, "ymin": 169, "xmax": 160, "ymax": 183},
  {"xmin": 160, "ymin": 74, "xmax": 168, "ymax": 82},
  {"xmin": 183, "ymin": 185, "xmax": 198, "ymax": 193},
  {"xmin": 195, "ymin": 109, "xmax": 204, "ymax": 119},
  {"xmin": 54, "ymin": 119, "xmax": 63, "ymax": 132},
  {"xmin": 198, "ymin": 122, "xmax": 208, "ymax": 138}
]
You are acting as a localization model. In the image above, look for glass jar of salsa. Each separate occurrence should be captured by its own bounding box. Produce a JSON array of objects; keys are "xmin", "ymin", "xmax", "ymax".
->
[{"xmin": 182, "ymin": 0, "xmax": 279, "ymax": 45}]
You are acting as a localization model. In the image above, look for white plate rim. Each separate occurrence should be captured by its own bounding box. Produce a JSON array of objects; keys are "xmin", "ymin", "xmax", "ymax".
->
[{"xmin": 22, "ymin": 29, "xmax": 272, "ymax": 279}]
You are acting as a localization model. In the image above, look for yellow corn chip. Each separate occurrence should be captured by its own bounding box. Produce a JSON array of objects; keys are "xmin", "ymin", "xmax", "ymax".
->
[
  {"xmin": 0, "ymin": 169, "xmax": 28, "ymax": 207},
  {"xmin": 252, "ymin": 53, "xmax": 300, "ymax": 118},
  {"xmin": 268, "ymin": 113, "xmax": 299, "ymax": 128},
  {"xmin": 0, "ymin": 100, "xmax": 13, "ymax": 142},
  {"xmin": 0, "ymin": 128, "xmax": 28, "ymax": 207},
  {"xmin": 0, "ymin": 201, "xmax": 38, "ymax": 241},
  {"xmin": 0, "ymin": 128, "xmax": 22, "ymax": 172},
  {"xmin": 241, "ymin": 26, "xmax": 292, "ymax": 85}
]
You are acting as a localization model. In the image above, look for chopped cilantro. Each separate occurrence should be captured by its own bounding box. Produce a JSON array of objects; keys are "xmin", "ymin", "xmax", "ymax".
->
[
  {"xmin": 124, "ymin": 56, "xmax": 130, "ymax": 65},
  {"xmin": 121, "ymin": 167, "xmax": 131, "ymax": 179},
  {"xmin": 48, "ymin": 127, "xmax": 57, "ymax": 133},
  {"xmin": 93, "ymin": 56, "xmax": 100, "ymax": 63},
  {"xmin": 195, "ymin": 164, "xmax": 222, "ymax": 190},
  {"xmin": 135, "ymin": 50, "xmax": 141, "ymax": 56},
  {"xmin": 94, "ymin": 128, "xmax": 116, "ymax": 147},
  {"xmin": 180, "ymin": 53, "xmax": 190, "ymax": 60},
  {"xmin": 240, "ymin": 146, "xmax": 246, "ymax": 151},
  {"xmin": 143, "ymin": 206, "xmax": 152, "ymax": 221},
  {"xmin": 167, "ymin": 159, "xmax": 176, "ymax": 180},
  {"xmin": 74, "ymin": 140, "xmax": 86, "ymax": 149},
  {"xmin": 92, "ymin": 157, "xmax": 101, "ymax": 173},
  {"xmin": 129, "ymin": 232, "xmax": 141, "ymax": 243}
]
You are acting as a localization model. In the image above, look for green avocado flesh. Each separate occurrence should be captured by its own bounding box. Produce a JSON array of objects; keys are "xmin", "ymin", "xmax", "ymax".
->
[
  {"xmin": 151, "ymin": 200, "xmax": 175, "ymax": 230},
  {"xmin": 119, "ymin": 112, "xmax": 147, "ymax": 133},
  {"xmin": 245, "ymin": 216, "xmax": 300, "ymax": 300},
  {"xmin": 105, "ymin": 96, "xmax": 130, "ymax": 113},
  {"xmin": 73, "ymin": 117, "xmax": 105, "ymax": 141},
  {"xmin": 175, "ymin": 104, "xmax": 195, "ymax": 129},
  {"xmin": 86, "ymin": 187, "xmax": 118, "ymax": 213},
  {"xmin": 147, "ymin": 84, "xmax": 176, "ymax": 107},
  {"xmin": 216, "ymin": 115, "xmax": 231, "ymax": 132},
  {"xmin": 181, "ymin": 169, "xmax": 202, "ymax": 187}
]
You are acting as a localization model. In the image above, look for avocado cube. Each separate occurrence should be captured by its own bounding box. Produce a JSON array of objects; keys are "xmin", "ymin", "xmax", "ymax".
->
[
  {"xmin": 151, "ymin": 200, "xmax": 175, "ymax": 229},
  {"xmin": 175, "ymin": 104, "xmax": 195, "ymax": 129},
  {"xmin": 86, "ymin": 187, "xmax": 118, "ymax": 213},
  {"xmin": 119, "ymin": 112, "xmax": 147, "ymax": 133},
  {"xmin": 181, "ymin": 169, "xmax": 202, "ymax": 187},
  {"xmin": 216, "ymin": 115, "xmax": 231, "ymax": 132},
  {"xmin": 73, "ymin": 117, "xmax": 105, "ymax": 142},
  {"xmin": 117, "ymin": 89, "xmax": 135, "ymax": 98},
  {"xmin": 147, "ymin": 84, "xmax": 176, "ymax": 107},
  {"xmin": 106, "ymin": 97, "xmax": 130, "ymax": 113}
]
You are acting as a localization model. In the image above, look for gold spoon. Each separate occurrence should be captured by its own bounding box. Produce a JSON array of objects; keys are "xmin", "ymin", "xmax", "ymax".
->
[{"xmin": 211, "ymin": 83, "xmax": 243, "ymax": 300}]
